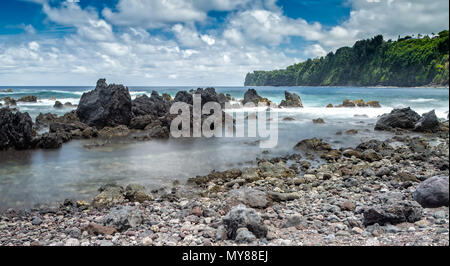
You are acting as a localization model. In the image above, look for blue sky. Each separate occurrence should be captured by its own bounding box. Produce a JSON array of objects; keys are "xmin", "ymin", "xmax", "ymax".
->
[{"xmin": 0, "ymin": 0, "xmax": 448, "ymax": 86}]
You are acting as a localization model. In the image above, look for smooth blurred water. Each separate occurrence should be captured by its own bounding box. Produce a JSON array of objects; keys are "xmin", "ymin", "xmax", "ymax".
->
[{"xmin": 0, "ymin": 86, "xmax": 448, "ymax": 210}]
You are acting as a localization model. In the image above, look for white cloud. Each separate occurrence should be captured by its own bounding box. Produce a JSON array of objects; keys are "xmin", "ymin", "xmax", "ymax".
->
[{"xmin": 0, "ymin": 0, "xmax": 448, "ymax": 85}]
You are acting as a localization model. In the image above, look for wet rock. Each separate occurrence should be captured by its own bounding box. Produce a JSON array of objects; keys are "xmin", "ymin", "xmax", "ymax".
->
[
  {"xmin": 0, "ymin": 108, "xmax": 33, "ymax": 150},
  {"xmin": 18, "ymin": 95, "xmax": 37, "ymax": 102},
  {"xmin": 1, "ymin": 97, "xmax": 17, "ymax": 106},
  {"xmin": 414, "ymin": 110, "xmax": 440, "ymax": 133},
  {"xmin": 375, "ymin": 107, "xmax": 421, "ymax": 131},
  {"xmin": 283, "ymin": 117, "xmax": 295, "ymax": 121},
  {"xmin": 413, "ymin": 176, "xmax": 449, "ymax": 208},
  {"xmin": 367, "ymin": 101, "xmax": 381, "ymax": 108},
  {"xmin": 53, "ymin": 101, "xmax": 64, "ymax": 109},
  {"xmin": 101, "ymin": 206, "xmax": 144, "ymax": 232},
  {"xmin": 363, "ymin": 201, "xmax": 423, "ymax": 226},
  {"xmin": 313, "ymin": 118, "xmax": 325, "ymax": 124},
  {"xmin": 36, "ymin": 132, "xmax": 69, "ymax": 149},
  {"xmin": 77, "ymin": 79, "xmax": 132, "ymax": 128},
  {"xmin": 125, "ymin": 184, "xmax": 153, "ymax": 203},
  {"xmin": 92, "ymin": 184, "xmax": 125, "ymax": 208},
  {"xmin": 294, "ymin": 138, "xmax": 332, "ymax": 152},
  {"xmin": 222, "ymin": 205, "xmax": 268, "ymax": 240},
  {"xmin": 342, "ymin": 99, "xmax": 356, "ymax": 107},
  {"xmin": 98, "ymin": 125, "xmax": 130, "ymax": 138},
  {"xmin": 242, "ymin": 89, "xmax": 271, "ymax": 106},
  {"xmin": 279, "ymin": 91, "xmax": 303, "ymax": 108}
]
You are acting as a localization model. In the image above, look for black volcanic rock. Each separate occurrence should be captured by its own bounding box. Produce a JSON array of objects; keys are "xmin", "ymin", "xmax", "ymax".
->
[
  {"xmin": 414, "ymin": 110, "xmax": 440, "ymax": 133},
  {"xmin": 375, "ymin": 107, "xmax": 421, "ymax": 131},
  {"xmin": 76, "ymin": 79, "xmax": 132, "ymax": 128},
  {"xmin": 132, "ymin": 91, "xmax": 171, "ymax": 118},
  {"xmin": 0, "ymin": 107, "xmax": 33, "ymax": 150},
  {"xmin": 242, "ymin": 89, "xmax": 270, "ymax": 105},
  {"xmin": 279, "ymin": 91, "xmax": 303, "ymax": 108},
  {"xmin": 174, "ymin": 91, "xmax": 193, "ymax": 105}
]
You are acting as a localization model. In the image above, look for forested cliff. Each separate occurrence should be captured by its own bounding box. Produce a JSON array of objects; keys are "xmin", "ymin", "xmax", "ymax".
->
[{"xmin": 245, "ymin": 30, "xmax": 449, "ymax": 87}]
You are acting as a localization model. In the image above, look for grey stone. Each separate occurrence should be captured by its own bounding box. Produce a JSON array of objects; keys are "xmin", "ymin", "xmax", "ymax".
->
[
  {"xmin": 222, "ymin": 205, "xmax": 268, "ymax": 240},
  {"xmin": 413, "ymin": 176, "xmax": 449, "ymax": 208}
]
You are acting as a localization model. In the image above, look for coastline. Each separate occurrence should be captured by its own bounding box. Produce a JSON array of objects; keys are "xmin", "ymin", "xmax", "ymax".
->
[{"xmin": 1, "ymin": 128, "xmax": 448, "ymax": 246}]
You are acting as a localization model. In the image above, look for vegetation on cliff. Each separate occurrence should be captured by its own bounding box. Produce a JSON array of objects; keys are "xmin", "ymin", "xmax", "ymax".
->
[{"xmin": 245, "ymin": 30, "xmax": 449, "ymax": 87}]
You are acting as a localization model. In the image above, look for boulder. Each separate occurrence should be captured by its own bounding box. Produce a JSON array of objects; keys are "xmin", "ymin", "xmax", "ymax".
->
[
  {"xmin": 124, "ymin": 184, "xmax": 152, "ymax": 203},
  {"xmin": 92, "ymin": 184, "xmax": 125, "ymax": 208},
  {"xmin": 53, "ymin": 101, "xmax": 64, "ymax": 109},
  {"xmin": 36, "ymin": 132, "xmax": 70, "ymax": 149},
  {"xmin": 360, "ymin": 149, "xmax": 382, "ymax": 162},
  {"xmin": 279, "ymin": 91, "xmax": 303, "ymax": 108},
  {"xmin": 77, "ymin": 79, "xmax": 132, "ymax": 128},
  {"xmin": 375, "ymin": 107, "xmax": 421, "ymax": 131},
  {"xmin": 242, "ymin": 89, "xmax": 271, "ymax": 106},
  {"xmin": 414, "ymin": 110, "xmax": 440, "ymax": 133},
  {"xmin": 413, "ymin": 176, "xmax": 449, "ymax": 208},
  {"xmin": 222, "ymin": 205, "xmax": 268, "ymax": 240},
  {"xmin": 0, "ymin": 108, "xmax": 33, "ymax": 150},
  {"xmin": 101, "ymin": 206, "xmax": 144, "ymax": 232},
  {"xmin": 226, "ymin": 187, "xmax": 269, "ymax": 209},
  {"xmin": 363, "ymin": 201, "xmax": 423, "ymax": 226},
  {"xmin": 294, "ymin": 138, "xmax": 332, "ymax": 152}
]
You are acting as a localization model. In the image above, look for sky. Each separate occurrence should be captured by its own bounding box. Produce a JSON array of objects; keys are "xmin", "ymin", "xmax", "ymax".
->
[{"xmin": 0, "ymin": 0, "xmax": 448, "ymax": 86}]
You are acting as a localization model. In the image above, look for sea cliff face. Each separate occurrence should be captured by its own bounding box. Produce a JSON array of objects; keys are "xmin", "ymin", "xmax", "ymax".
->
[{"xmin": 245, "ymin": 30, "xmax": 449, "ymax": 87}]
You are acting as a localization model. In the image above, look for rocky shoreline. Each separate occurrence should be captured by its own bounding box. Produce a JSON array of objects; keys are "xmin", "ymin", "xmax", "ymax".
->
[
  {"xmin": 1, "ymin": 80, "xmax": 449, "ymax": 246},
  {"xmin": 0, "ymin": 119, "xmax": 448, "ymax": 246}
]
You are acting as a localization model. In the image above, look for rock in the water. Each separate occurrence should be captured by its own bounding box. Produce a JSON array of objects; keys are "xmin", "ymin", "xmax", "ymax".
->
[
  {"xmin": 414, "ymin": 110, "xmax": 440, "ymax": 133},
  {"xmin": 0, "ymin": 108, "xmax": 33, "ymax": 150},
  {"xmin": 312, "ymin": 118, "xmax": 325, "ymax": 124},
  {"xmin": 279, "ymin": 91, "xmax": 303, "ymax": 108},
  {"xmin": 413, "ymin": 176, "xmax": 449, "ymax": 208},
  {"xmin": 294, "ymin": 138, "xmax": 332, "ymax": 153},
  {"xmin": 242, "ymin": 89, "xmax": 270, "ymax": 106},
  {"xmin": 125, "ymin": 184, "xmax": 152, "ymax": 203},
  {"xmin": 222, "ymin": 205, "xmax": 268, "ymax": 240},
  {"xmin": 53, "ymin": 101, "xmax": 64, "ymax": 109},
  {"xmin": 18, "ymin": 95, "xmax": 37, "ymax": 102},
  {"xmin": 375, "ymin": 107, "xmax": 421, "ymax": 131},
  {"xmin": 92, "ymin": 184, "xmax": 125, "ymax": 208},
  {"xmin": 77, "ymin": 79, "xmax": 132, "ymax": 128},
  {"xmin": 98, "ymin": 125, "xmax": 130, "ymax": 139},
  {"xmin": 101, "ymin": 206, "xmax": 144, "ymax": 232},
  {"xmin": 363, "ymin": 201, "xmax": 423, "ymax": 226}
]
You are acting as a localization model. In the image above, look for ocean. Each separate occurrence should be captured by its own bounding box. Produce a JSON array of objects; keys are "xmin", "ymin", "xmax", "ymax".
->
[{"xmin": 0, "ymin": 86, "xmax": 449, "ymax": 209}]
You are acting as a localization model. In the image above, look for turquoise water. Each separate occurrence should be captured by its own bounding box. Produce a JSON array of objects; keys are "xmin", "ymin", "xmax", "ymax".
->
[{"xmin": 0, "ymin": 86, "xmax": 448, "ymax": 210}]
